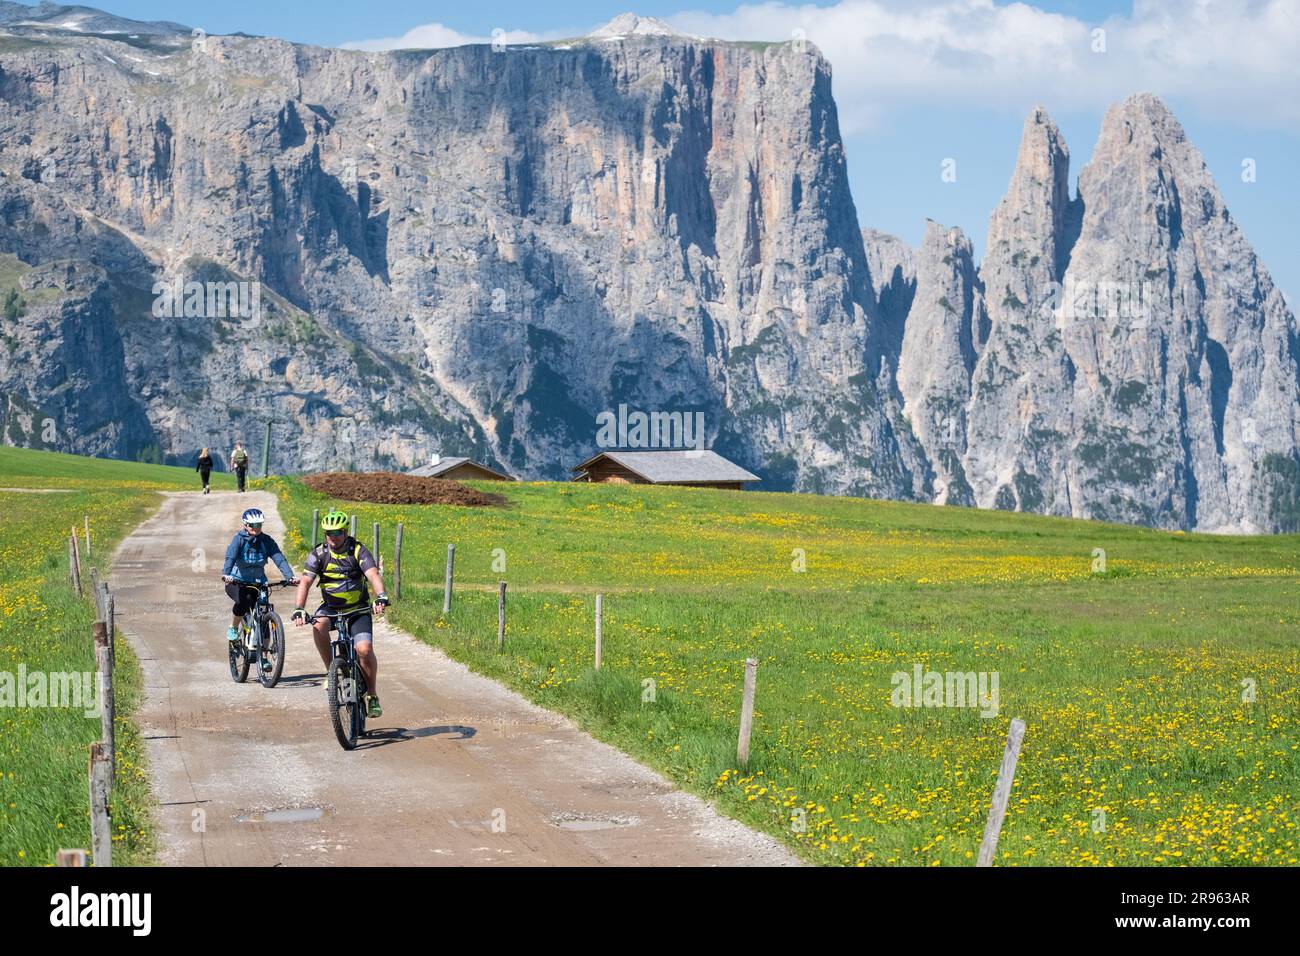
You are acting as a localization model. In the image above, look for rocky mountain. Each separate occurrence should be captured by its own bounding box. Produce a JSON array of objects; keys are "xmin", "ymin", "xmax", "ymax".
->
[
  {"xmin": 895, "ymin": 221, "xmax": 984, "ymax": 508},
  {"xmin": 0, "ymin": 4, "xmax": 926, "ymax": 498},
  {"xmin": 896, "ymin": 98, "xmax": 1300, "ymax": 533},
  {"xmin": 0, "ymin": 5, "xmax": 1296, "ymax": 531}
]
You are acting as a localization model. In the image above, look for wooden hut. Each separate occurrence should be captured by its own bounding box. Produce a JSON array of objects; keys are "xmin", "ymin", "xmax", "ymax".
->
[
  {"xmin": 407, "ymin": 456, "xmax": 515, "ymax": 481},
  {"xmin": 571, "ymin": 450, "xmax": 759, "ymax": 490}
]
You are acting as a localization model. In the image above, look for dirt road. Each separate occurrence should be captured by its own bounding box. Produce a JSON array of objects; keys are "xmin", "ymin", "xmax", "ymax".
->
[{"xmin": 110, "ymin": 491, "xmax": 799, "ymax": 866}]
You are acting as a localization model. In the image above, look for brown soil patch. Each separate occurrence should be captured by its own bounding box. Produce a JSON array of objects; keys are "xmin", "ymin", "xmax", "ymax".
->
[{"xmin": 303, "ymin": 471, "xmax": 507, "ymax": 507}]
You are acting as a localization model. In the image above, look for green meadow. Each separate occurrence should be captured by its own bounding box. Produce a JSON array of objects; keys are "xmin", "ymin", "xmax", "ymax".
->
[
  {"xmin": 267, "ymin": 474, "xmax": 1299, "ymax": 866},
  {"xmin": 2, "ymin": 444, "xmax": 1295, "ymax": 867}
]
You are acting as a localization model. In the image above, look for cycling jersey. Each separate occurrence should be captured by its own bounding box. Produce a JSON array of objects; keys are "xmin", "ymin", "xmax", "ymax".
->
[
  {"xmin": 304, "ymin": 537, "xmax": 377, "ymax": 610},
  {"xmin": 222, "ymin": 529, "xmax": 294, "ymax": 584}
]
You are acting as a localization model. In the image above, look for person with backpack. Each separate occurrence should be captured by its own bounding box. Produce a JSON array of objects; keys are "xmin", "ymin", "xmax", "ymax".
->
[
  {"xmin": 230, "ymin": 441, "xmax": 250, "ymax": 492},
  {"xmin": 195, "ymin": 447, "xmax": 214, "ymax": 494},
  {"xmin": 292, "ymin": 510, "xmax": 390, "ymax": 718}
]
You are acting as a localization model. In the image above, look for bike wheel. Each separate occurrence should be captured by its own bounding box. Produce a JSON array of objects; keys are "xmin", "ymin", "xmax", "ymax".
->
[
  {"xmin": 326, "ymin": 658, "xmax": 357, "ymax": 750},
  {"xmin": 228, "ymin": 637, "xmax": 249, "ymax": 683},
  {"xmin": 258, "ymin": 611, "xmax": 286, "ymax": 688}
]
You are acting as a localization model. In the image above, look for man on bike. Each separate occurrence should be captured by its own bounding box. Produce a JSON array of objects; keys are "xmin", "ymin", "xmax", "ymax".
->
[
  {"xmin": 292, "ymin": 510, "xmax": 390, "ymax": 718},
  {"xmin": 221, "ymin": 508, "xmax": 296, "ymax": 657}
]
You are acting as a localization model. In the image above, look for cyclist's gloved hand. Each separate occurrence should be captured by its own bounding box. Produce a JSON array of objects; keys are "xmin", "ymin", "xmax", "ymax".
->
[
  {"xmin": 375, "ymin": 593, "xmax": 390, "ymax": 615},
  {"xmin": 221, "ymin": 575, "xmax": 235, "ymax": 584},
  {"xmin": 291, "ymin": 608, "xmax": 309, "ymax": 626}
]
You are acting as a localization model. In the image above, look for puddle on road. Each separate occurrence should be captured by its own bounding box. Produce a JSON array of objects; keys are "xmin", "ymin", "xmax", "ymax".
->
[
  {"xmin": 551, "ymin": 814, "xmax": 638, "ymax": 832},
  {"xmin": 237, "ymin": 807, "xmax": 327, "ymax": 824}
]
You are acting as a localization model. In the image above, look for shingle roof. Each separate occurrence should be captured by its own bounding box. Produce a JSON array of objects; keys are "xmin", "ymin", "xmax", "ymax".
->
[
  {"xmin": 572, "ymin": 450, "xmax": 760, "ymax": 484},
  {"xmin": 407, "ymin": 458, "xmax": 513, "ymax": 480},
  {"xmin": 407, "ymin": 457, "xmax": 469, "ymax": 478}
]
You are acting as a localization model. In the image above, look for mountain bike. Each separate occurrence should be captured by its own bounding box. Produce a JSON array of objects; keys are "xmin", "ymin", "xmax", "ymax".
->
[
  {"xmin": 313, "ymin": 605, "xmax": 373, "ymax": 750},
  {"xmin": 227, "ymin": 579, "xmax": 294, "ymax": 688}
]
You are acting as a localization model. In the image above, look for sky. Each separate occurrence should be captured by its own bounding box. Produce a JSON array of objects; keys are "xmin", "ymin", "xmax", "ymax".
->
[{"xmin": 62, "ymin": 0, "xmax": 1300, "ymax": 304}]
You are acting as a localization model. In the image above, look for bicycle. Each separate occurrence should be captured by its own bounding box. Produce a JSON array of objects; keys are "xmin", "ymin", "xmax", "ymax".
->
[
  {"xmin": 226, "ymin": 579, "xmax": 294, "ymax": 688},
  {"xmin": 311, "ymin": 605, "xmax": 373, "ymax": 750}
]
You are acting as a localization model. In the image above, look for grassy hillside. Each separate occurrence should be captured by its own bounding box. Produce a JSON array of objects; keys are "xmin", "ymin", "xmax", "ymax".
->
[
  {"xmin": 0, "ymin": 445, "xmax": 236, "ymax": 490},
  {"xmin": 0, "ymin": 446, "xmax": 212, "ymax": 865},
  {"xmin": 266, "ymin": 475, "xmax": 1300, "ymax": 867}
]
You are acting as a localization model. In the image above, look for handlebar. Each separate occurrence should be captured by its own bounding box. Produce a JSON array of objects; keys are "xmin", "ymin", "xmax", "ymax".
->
[
  {"xmin": 222, "ymin": 577, "xmax": 298, "ymax": 588},
  {"xmin": 295, "ymin": 605, "xmax": 374, "ymax": 625}
]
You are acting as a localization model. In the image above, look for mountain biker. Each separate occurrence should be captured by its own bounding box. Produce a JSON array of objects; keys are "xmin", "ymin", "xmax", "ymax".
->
[
  {"xmin": 221, "ymin": 508, "xmax": 296, "ymax": 656},
  {"xmin": 230, "ymin": 441, "xmax": 250, "ymax": 493},
  {"xmin": 292, "ymin": 510, "xmax": 389, "ymax": 718}
]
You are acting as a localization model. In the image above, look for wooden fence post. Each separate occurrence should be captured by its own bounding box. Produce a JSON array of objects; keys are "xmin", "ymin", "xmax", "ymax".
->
[
  {"xmin": 69, "ymin": 534, "xmax": 83, "ymax": 597},
  {"xmin": 311, "ymin": 509, "xmax": 319, "ymax": 549},
  {"xmin": 96, "ymin": 581, "xmax": 109, "ymax": 624},
  {"xmin": 88, "ymin": 743, "xmax": 112, "ymax": 867},
  {"xmin": 56, "ymin": 849, "xmax": 88, "ymax": 867},
  {"xmin": 737, "ymin": 658, "xmax": 759, "ymax": 766},
  {"xmin": 350, "ymin": 514, "xmax": 357, "ymax": 538},
  {"xmin": 977, "ymin": 718, "xmax": 1026, "ymax": 867},
  {"xmin": 497, "ymin": 582, "xmax": 506, "ymax": 651},
  {"xmin": 594, "ymin": 594, "xmax": 603, "ymax": 670},
  {"xmin": 443, "ymin": 544, "xmax": 455, "ymax": 614},
  {"xmin": 93, "ymin": 620, "xmax": 115, "ymax": 780},
  {"xmin": 84, "ymin": 515, "xmax": 91, "ymax": 557},
  {"xmin": 105, "ymin": 589, "xmax": 116, "ymax": 672},
  {"xmin": 372, "ymin": 521, "xmax": 380, "ymax": 566},
  {"xmin": 90, "ymin": 567, "xmax": 101, "ymax": 611},
  {"xmin": 393, "ymin": 523, "xmax": 404, "ymax": 600}
]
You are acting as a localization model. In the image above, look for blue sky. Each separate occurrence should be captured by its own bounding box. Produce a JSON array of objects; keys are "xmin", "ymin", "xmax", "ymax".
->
[{"xmin": 72, "ymin": 1, "xmax": 1299, "ymax": 303}]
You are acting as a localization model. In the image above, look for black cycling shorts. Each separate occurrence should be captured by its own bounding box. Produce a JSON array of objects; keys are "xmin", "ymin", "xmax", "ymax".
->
[
  {"xmin": 315, "ymin": 604, "xmax": 373, "ymax": 645},
  {"xmin": 226, "ymin": 582, "xmax": 260, "ymax": 616}
]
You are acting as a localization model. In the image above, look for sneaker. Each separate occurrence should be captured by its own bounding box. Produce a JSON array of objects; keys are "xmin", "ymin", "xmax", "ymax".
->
[
  {"xmin": 226, "ymin": 626, "xmax": 239, "ymax": 642},
  {"xmin": 365, "ymin": 694, "xmax": 382, "ymax": 718}
]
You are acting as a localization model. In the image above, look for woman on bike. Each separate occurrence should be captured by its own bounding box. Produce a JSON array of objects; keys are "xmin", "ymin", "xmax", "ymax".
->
[
  {"xmin": 196, "ymin": 448, "xmax": 214, "ymax": 494},
  {"xmin": 292, "ymin": 510, "xmax": 390, "ymax": 718},
  {"xmin": 221, "ymin": 508, "xmax": 296, "ymax": 644}
]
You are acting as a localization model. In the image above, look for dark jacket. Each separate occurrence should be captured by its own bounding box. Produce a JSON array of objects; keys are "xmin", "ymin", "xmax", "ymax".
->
[{"xmin": 196, "ymin": 455, "xmax": 213, "ymax": 474}]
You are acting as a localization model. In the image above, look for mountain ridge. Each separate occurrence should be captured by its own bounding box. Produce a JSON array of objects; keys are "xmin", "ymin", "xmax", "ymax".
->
[{"xmin": 0, "ymin": 4, "xmax": 1296, "ymax": 532}]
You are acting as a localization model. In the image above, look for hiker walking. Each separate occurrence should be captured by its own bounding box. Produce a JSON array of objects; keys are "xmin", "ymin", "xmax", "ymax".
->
[
  {"xmin": 196, "ymin": 447, "xmax": 214, "ymax": 494},
  {"xmin": 231, "ymin": 441, "xmax": 250, "ymax": 493}
]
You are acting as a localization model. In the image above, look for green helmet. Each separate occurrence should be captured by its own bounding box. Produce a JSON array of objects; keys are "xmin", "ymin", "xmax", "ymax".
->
[{"xmin": 321, "ymin": 510, "xmax": 349, "ymax": 532}]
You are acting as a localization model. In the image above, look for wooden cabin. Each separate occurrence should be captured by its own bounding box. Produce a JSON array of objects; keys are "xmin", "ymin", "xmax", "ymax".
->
[
  {"xmin": 407, "ymin": 456, "xmax": 515, "ymax": 481},
  {"xmin": 571, "ymin": 450, "xmax": 759, "ymax": 490}
]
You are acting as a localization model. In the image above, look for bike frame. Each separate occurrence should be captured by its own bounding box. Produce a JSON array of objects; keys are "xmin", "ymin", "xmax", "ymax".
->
[{"xmin": 228, "ymin": 578, "xmax": 292, "ymax": 686}]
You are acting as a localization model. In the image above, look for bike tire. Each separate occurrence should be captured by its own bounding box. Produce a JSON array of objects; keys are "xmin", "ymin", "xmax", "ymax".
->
[
  {"xmin": 258, "ymin": 611, "xmax": 286, "ymax": 688},
  {"xmin": 228, "ymin": 635, "xmax": 250, "ymax": 683},
  {"xmin": 326, "ymin": 658, "xmax": 357, "ymax": 750},
  {"xmin": 356, "ymin": 670, "xmax": 369, "ymax": 738}
]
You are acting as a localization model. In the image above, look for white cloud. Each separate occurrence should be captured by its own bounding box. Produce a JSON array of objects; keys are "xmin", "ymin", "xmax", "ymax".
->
[
  {"xmin": 341, "ymin": 25, "xmax": 553, "ymax": 52},
  {"xmin": 340, "ymin": 1, "xmax": 1299, "ymax": 131},
  {"xmin": 663, "ymin": 0, "xmax": 1300, "ymax": 133}
]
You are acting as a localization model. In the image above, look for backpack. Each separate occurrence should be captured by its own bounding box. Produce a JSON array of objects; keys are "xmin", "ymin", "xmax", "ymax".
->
[{"xmin": 232, "ymin": 448, "xmax": 248, "ymax": 466}]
